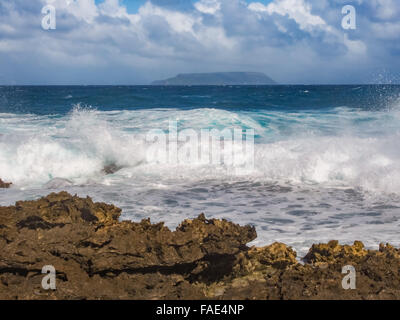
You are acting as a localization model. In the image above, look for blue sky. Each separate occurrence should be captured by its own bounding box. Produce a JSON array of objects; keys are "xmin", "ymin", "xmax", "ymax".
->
[
  {"xmin": 95, "ymin": 0, "xmax": 144, "ymax": 13},
  {"xmin": 94, "ymin": 0, "xmax": 274, "ymax": 14},
  {"xmin": 0, "ymin": 0, "xmax": 399, "ymax": 84}
]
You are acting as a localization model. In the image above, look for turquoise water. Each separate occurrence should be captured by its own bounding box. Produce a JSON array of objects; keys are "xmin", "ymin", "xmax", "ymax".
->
[{"xmin": 1, "ymin": 85, "xmax": 400, "ymax": 255}]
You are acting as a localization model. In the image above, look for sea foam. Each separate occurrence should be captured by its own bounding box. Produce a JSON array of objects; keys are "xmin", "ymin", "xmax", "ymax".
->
[
  {"xmin": 1, "ymin": 105, "xmax": 400, "ymax": 195},
  {"xmin": 2, "ymin": 104, "xmax": 400, "ymax": 256}
]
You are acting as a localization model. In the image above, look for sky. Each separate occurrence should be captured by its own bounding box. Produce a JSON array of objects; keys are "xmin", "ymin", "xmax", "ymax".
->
[{"xmin": 0, "ymin": 0, "xmax": 399, "ymax": 85}]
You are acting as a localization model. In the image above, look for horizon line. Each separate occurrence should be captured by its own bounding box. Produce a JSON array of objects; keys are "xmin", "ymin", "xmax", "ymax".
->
[{"xmin": 1, "ymin": 83, "xmax": 399, "ymax": 86}]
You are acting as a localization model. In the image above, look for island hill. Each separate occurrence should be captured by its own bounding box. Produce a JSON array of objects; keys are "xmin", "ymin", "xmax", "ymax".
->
[{"xmin": 151, "ymin": 72, "xmax": 276, "ymax": 86}]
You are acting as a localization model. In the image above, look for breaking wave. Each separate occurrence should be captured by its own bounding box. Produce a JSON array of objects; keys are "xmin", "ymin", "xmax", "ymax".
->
[{"xmin": 0, "ymin": 104, "xmax": 400, "ymax": 197}]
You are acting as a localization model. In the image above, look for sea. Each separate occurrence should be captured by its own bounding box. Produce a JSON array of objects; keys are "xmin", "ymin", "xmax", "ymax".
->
[{"xmin": 1, "ymin": 85, "xmax": 400, "ymax": 257}]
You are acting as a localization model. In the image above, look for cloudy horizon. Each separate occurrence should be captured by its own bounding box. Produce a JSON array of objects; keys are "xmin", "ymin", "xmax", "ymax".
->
[{"xmin": 0, "ymin": 0, "xmax": 399, "ymax": 85}]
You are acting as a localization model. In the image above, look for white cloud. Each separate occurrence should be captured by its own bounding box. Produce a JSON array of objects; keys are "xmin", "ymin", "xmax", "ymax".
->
[
  {"xmin": 99, "ymin": 0, "xmax": 128, "ymax": 18},
  {"xmin": 343, "ymin": 34, "xmax": 367, "ymax": 56},
  {"xmin": 50, "ymin": 0, "xmax": 99, "ymax": 23},
  {"xmin": 139, "ymin": 2, "xmax": 198, "ymax": 34},
  {"xmin": 370, "ymin": 22, "xmax": 400, "ymax": 40},
  {"xmin": 248, "ymin": 0, "xmax": 326, "ymax": 31},
  {"xmin": 0, "ymin": 0, "xmax": 398, "ymax": 84},
  {"xmin": 194, "ymin": 0, "xmax": 221, "ymax": 15},
  {"xmin": 371, "ymin": 0, "xmax": 399, "ymax": 20}
]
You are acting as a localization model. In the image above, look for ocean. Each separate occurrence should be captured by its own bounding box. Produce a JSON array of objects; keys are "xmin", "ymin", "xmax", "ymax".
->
[{"xmin": 1, "ymin": 85, "xmax": 400, "ymax": 256}]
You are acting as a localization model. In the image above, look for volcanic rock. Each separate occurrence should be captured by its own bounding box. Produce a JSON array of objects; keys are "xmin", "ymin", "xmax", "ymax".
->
[
  {"xmin": 0, "ymin": 179, "xmax": 11, "ymax": 188},
  {"xmin": 0, "ymin": 192, "xmax": 400, "ymax": 300}
]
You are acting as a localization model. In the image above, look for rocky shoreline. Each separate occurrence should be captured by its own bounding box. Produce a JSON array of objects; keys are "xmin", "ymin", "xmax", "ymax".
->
[
  {"xmin": 0, "ymin": 191, "xmax": 399, "ymax": 300},
  {"xmin": 0, "ymin": 179, "xmax": 11, "ymax": 188}
]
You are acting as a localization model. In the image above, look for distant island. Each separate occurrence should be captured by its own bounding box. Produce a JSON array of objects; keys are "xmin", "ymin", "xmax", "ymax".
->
[{"xmin": 151, "ymin": 72, "xmax": 276, "ymax": 86}]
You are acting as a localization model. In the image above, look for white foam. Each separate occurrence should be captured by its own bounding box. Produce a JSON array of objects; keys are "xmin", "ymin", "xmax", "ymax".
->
[
  {"xmin": 1, "ymin": 105, "xmax": 400, "ymax": 194},
  {"xmin": 1, "ymin": 105, "xmax": 400, "ymax": 255}
]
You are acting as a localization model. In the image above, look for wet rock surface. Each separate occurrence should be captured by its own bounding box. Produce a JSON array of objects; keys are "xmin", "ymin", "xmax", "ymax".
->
[
  {"xmin": 102, "ymin": 164, "xmax": 123, "ymax": 175},
  {"xmin": 0, "ymin": 192, "xmax": 400, "ymax": 300},
  {"xmin": 0, "ymin": 179, "xmax": 11, "ymax": 188}
]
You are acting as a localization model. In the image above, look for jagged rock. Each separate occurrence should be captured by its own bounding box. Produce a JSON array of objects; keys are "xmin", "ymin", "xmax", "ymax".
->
[
  {"xmin": 231, "ymin": 242, "xmax": 297, "ymax": 277},
  {"xmin": 196, "ymin": 243, "xmax": 297, "ymax": 299},
  {"xmin": 102, "ymin": 164, "xmax": 123, "ymax": 175},
  {"xmin": 303, "ymin": 240, "xmax": 368, "ymax": 265},
  {"xmin": 1, "ymin": 192, "xmax": 400, "ymax": 300},
  {"xmin": 0, "ymin": 179, "xmax": 11, "ymax": 188},
  {"xmin": 248, "ymin": 243, "xmax": 298, "ymax": 269},
  {"xmin": 0, "ymin": 192, "xmax": 256, "ymax": 299}
]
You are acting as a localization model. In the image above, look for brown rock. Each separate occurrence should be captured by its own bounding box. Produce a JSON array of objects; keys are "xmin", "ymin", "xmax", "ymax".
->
[
  {"xmin": 0, "ymin": 179, "xmax": 11, "ymax": 188},
  {"xmin": 303, "ymin": 240, "xmax": 368, "ymax": 265},
  {"xmin": 102, "ymin": 164, "xmax": 123, "ymax": 175},
  {"xmin": 0, "ymin": 192, "xmax": 256, "ymax": 299},
  {"xmin": 1, "ymin": 192, "xmax": 400, "ymax": 300}
]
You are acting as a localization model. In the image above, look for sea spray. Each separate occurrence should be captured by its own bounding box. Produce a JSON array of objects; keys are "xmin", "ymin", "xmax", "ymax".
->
[{"xmin": 2, "ymin": 86, "xmax": 400, "ymax": 255}]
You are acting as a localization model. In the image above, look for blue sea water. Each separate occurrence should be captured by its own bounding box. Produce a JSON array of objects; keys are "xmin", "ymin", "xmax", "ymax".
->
[{"xmin": 1, "ymin": 85, "xmax": 400, "ymax": 255}]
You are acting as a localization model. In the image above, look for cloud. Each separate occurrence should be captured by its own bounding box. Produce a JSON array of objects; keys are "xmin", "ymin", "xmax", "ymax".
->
[
  {"xmin": 194, "ymin": 0, "xmax": 221, "ymax": 15},
  {"xmin": 249, "ymin": 0, "xmax": 327, "ymax": 31},
  {"xmin": 0, "ymin": 0, "xmax": 398, "ymax": 84}
]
